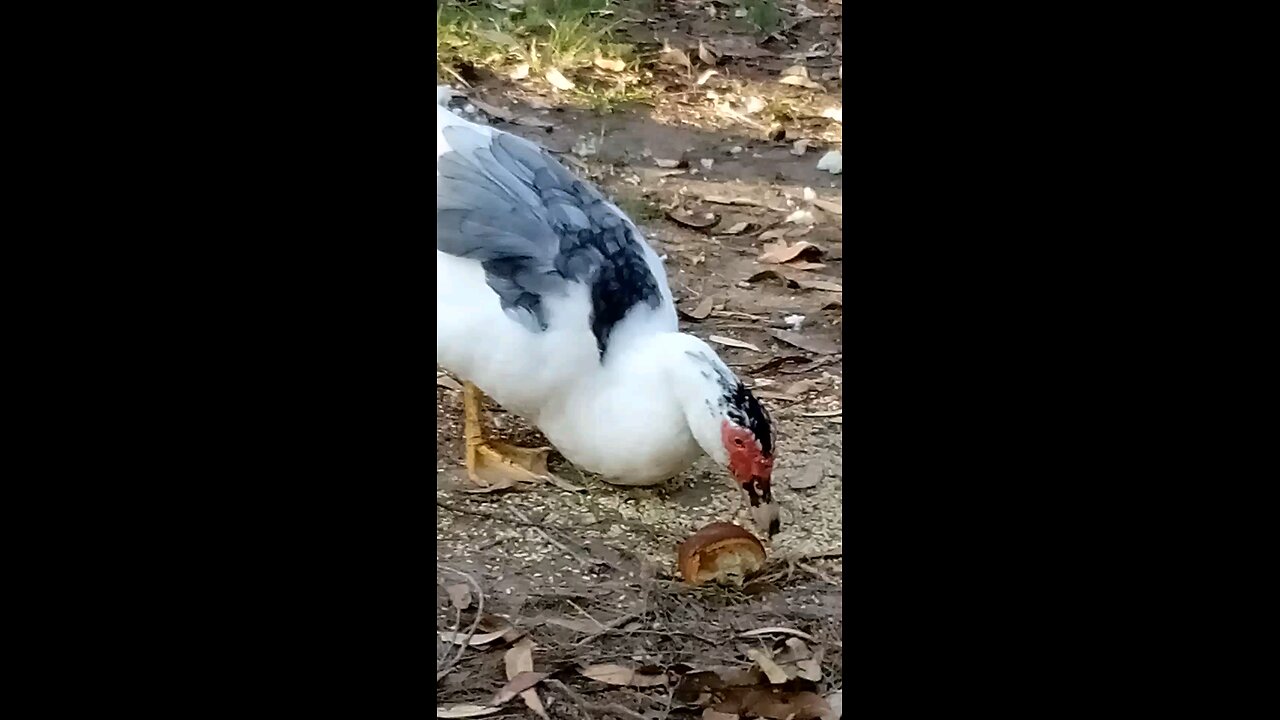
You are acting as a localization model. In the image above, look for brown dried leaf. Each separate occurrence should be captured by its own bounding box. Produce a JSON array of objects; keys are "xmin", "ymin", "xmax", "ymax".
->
[
  {"xmin": 708, "ymin": 335, "xmax": 762, "ymax": 353},
  {"xmin": 781, "ymin": 64, "xmax": 809, "ymax": 78},
  {"xmin": 505, "ymin": 637, "xmax": 549, "ymax": 720},
  {"xmin": 543, "ymin": 474, "xmax": 586, "ymax": 492},
  {"xmin": 687, "ymin": 296, "xmax": 715, "ymax": 320},
  {"xmin": 469, "ymin": 98, "xmax": 515, "ymax": 122},
  {"xmin": 721, "ymin": 221, "xmax": 751, "ymax": 235},
  {"xmin": 796, "ymin": 657, "xmax": 823, "ymax": 681},
  {"xmin": 759, "ymin": 227, "xmax": 788, "ymax": 241},
  {"xmin": 544, "ymin": 68, "xmax": 575, "ymax": 90},
  {"xmin": 758, "ymin": 240, "xmax": 823, "ymax": 264},
  {"xmin": 491, "ymin": 671, "xmax": 548, "ymax": 705},
  {"xmin": 593, "ymin": 54, "xmax": 626, "ymax": 72},
  {"xmin": 791, "ymin": 139, "xmax": 811, "ymax": 156},
  {"xmin": 580, "ymin": 663, "xmax": 668, "ymax": 687},
  {"xmin": 769, "ymin": 329, "xmax": 839, "ymax": 355},
  {"xmin": 746, "ymin": 648, "xmax": 789, "ymax": 684},
  {"xmin": 658, "ymin": 46, "xmax": 693, "ymax": 71},
  {"xmin": 437, "ymin": 705, "xmax": 500, "ymax": 718},
  {"xmin": 445, "ymin": 583, "xmax": 472, "ymax": 610},
  {"xmin": 746, "ymin": 269, "xmax": 799, "ymax": 288},
  {"xmin": 698, "ymin": 39, "xmax": 719, "ymax": 65},
  {"xmin": 460, "ymin": 476, "xmax": 537, "ymax": 494},
  {"xmin": 696, "ymin": 68, "xmax": 719, "ymax": 85},
  {"xmin": 654, "ymin": 157, "xmax": 685, "ymax": 169}
]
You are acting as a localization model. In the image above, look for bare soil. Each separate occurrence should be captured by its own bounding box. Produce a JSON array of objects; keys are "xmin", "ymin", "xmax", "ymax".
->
[{"xmin": 437, "ymin": 2, "xmax": 843, "ymax": 717}]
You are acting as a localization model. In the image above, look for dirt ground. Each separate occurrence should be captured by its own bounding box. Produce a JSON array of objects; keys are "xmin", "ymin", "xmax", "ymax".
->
[{"xmin": 437, "ymin": 2, "xmax": 842, "ymax": 717}]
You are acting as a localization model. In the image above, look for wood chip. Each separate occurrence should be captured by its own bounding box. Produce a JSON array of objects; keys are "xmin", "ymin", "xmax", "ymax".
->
[
  {"xmin": 769, "ymin": 329, "xmax": 839, "ymax": 355},
  {"xmin": 708, "ymin": 335, "xmax": 762, "ymax": 352}
]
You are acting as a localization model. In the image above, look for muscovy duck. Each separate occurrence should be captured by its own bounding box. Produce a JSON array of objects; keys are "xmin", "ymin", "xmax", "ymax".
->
[{"xmin": 436, "ymin": 88, "xmax": 779, "ymax": 536}]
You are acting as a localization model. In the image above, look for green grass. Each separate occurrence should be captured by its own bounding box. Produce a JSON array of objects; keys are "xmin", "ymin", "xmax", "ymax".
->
[
  {"xmin": 436, "ymin": 0, "xmax": 651, "ymax": 111},
  {"xmin": 741, "ymin": 0, "xmax": 783, "ymax": 34}
]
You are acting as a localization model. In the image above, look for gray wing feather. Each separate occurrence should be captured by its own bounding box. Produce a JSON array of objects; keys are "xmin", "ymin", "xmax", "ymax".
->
[{"xmin": 437, "ymin": 124, "xmax": 662, "ymax": 356}]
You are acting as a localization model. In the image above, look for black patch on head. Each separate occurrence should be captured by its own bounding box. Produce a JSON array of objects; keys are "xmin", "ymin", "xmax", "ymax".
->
[
  {"xmin": 436, "ymin": 128, "xmax": 662, "ymax": 360},
  {"xmin": 726, "ymin": 382, "xmax": 772, "ymax": 457}
]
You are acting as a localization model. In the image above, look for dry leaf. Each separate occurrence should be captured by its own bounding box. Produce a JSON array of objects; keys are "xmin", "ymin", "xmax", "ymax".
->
[
  {"xmin": 758, "ymin": 240, "xmax": 823, "ymax": 264},
  {"xmin": 746, "ymin": 269, "xmax": 800, "ymax": 288},
  {"xmin": 759, "ymin": 227, "xmax": 789, "ymax": 241},
  {"xmin": 821, "ymin": 106, "xmax": 842, "ymax": 122},
  {"xmin": 779, "ymin": 75, "xmax": 823, "ymax": 89},
  {"xmin": 812, "ymin": 198, "xmax": 842, "ymax": 215},
  {"xmin": 666, "ymin": 210, "xmax": 719, "ymax": 230},
  {"xmin": 781, "ymin": 64, "xmax": 809, "ymax": 78},
  {"xmin": 492, "ymin": 671, "xmax": 548, "ymax": 705},
  {"xmin": 696, "ymin": 68, "xmax": 719, "ymax": 85},
  {"xmin": 791, "ymin": 139, "xmax": 811, "ymax": 156},
  {"xmin": 708, "ymin": 335, "xmax": 762, "ymax": 352},
  {"xmin": 505, "ymin": 637, "xmax": 549, "ymax": 720},
  {"xmin": 544, "ymin": 68, "xmax": 575, "ymax": 90},
  {"xmin": 796, "ymin": 657, "xmax": 822, "ymax": 681},
  {"xmin": 796, "ymin": 279, "xmax": 843, "ymax": 292},
  {"xmin": 783, "ymin": 637, "xmax": 813, "ymax": 660},
  {"xmin": 816, "ymin": 150, "xmax": 842, "ymax": 174},
  {"xmin": 658, "ymin": 46, "xmax": 693, "ymax": 71},
  {"xmin": 698, "ymin": 39, "xmax": 719, "ymax": 65},
  {"xmin": 445, "ymin": 583, "xmax": 472, "ymax": 610},
  {"xmin": 593, "ymin": 54, "xmax": 626, "ymax": 72},
  {"xmin": 826, "ymin": 691, "xmax": 843, "ymax": 719},
  {"xmin": 437, "ymin": 705, "xmax": 500, "ymax": 718},
  {"xmin": 738, "ymin": 627, "xmax": 819, "ymax": 642},
  {"xmin": 746, "ymin": 648, "xmax": 789, "ymax": 684},
  {"xmin": 469, "ymin": 98, "xmax": 515, "ymax": 123},
  {"xmin": 703, "ymin": 195, "xmax": 762, "ymax": 206},
  {"xmin": 721, "ymin": 221, "xmax": 750, "ymax": 235},
  {"xmin": 788, "ymin": 463, "xmax": 824, "ymax": 490},
  {"xmin": 437, "ymin": 375, "xmax": 463, "ymax": 391},
  {"xmin": 580, "ymin": 663, "xmax": 668, "ymax": 687},
  {"xmin": 687, "ymin": 296, "xmax": 715, "ymax": 320},
  {"xmin": 769, "ymin": 329, "xmax": 839, "ymax": 355},
  {"xmin": 654, "ymin": 158, "xmax": 685, "ymax": 169},
  {"xmin": 785, "ymin": 209, "xmax": 816, "ymax": 225},
  {"xmin": 439, "ymin": 629, "xmax": 507, "ymax": 646},
  {"xmin": 509, "ymin": 63, "xmax": 530, "ymax": 80}
]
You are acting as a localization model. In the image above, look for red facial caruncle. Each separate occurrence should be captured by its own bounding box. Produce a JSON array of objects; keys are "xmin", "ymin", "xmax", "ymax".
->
[{"xmin": 722, "ymin": 420, "xmax": 773, "ymax": 488}]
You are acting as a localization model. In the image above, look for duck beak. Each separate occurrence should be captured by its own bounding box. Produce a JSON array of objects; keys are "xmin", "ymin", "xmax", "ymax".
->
[{"xmin": 744, "ymin": 476, "xmax": 780, "ymax": 537}]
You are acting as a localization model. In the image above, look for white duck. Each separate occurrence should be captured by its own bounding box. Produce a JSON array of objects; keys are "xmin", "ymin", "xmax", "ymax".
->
[{"xmin": 436, "ymin": 88, "xmax": 778, "ymax": 535}]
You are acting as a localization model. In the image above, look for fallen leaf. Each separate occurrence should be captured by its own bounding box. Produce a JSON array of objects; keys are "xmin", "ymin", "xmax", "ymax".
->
[
  {"xmin": 788, "ymin": 463, "xmax": 824, "ymax": 490},
  {"xmin": 796, "ymin": 657, "xmax": 822, "ymax": 681},
  {"xmin": 746, "ymin": 648, "xmax": 789, "ymax": 684},
  {"xmin": 812, "ymin": 199, "xmax": 842, "ymax": 215},
  {"xmin": 826, "ymin": 691, "xmax": 843, "ymax": 719},
  {"xmin": 801, "ymin": 409, "xmax": 842, "ymax": 418},
  {"xmin": 708, "ymin": 335, "xmax": 763, "ymax": 352},
  {"xmin": 491, "ymin": 671, "xmax": 548, "ymax": 705},
  {"xmin": 666, "ymin": 210, "xmax": 719, "ymax": 230},
  {"xmin": 695, "ymin": 68, "xmax": 719, "ymax": 85},
  {"xmin": 580, "ymin": 663, "xmax": 668, "ymax": 687},
  {"xmin": 796, "ymin": 279, "xmax": 843, "ymax": 292},
  {"xmin": 721, "ymin": 221, "xmax": 751, "ymax": 235},
  {"xmin": 445, "ymin": 583, "xmax": 472, "ymax": 610},
  {"xmin": 821, "ymin": 106, "xmax": 842, "ymax": 123},
  {"xmin": 758, "ymin": 240, "xmax": 823, "ymax": 264},
  {"xmin": 437, "ymin": 705, "xmax": 500, "ymax": 718},
  {"xmin": 746, "ymin": 269, "xmax": 800, "ymax": 288},
  {"xmin": 758, "ymin": 227, "xmax": 789, "ymax": 241},
  {"xmin": 785, "ymin": 209, "xmax": 816, "ymax": 224},
  {"xmin": 658, "ymin": 46, "xmax": 693, "ymax": 72},
  {"xmin": 743, "ymin": 96, "xmax": 767, "ymax": 114},
  {"xmin": 738, "ymin": 627, "xmax": 818, "ymax": 642},
  {"xmin": 779, "ymin": 75, "xmax": 823, "ymax": 89},
  {"xmin": 505, "ymin": 637, "xmax": 549, "ymax": 719},
  {"xmin": 654, "ymin": 158, "xmax": 685, "ymax": 168},
  {"xmin": 703, "ymin": 195, "xmax": 762, "ymax": 206},
  {"xmin": 781, "ymin": 64, "xmax": 809, "ymax": 78},
  {"xmin": 698, "ymin": 39, "xmax": 719, "ymax": 65},
  {"xmin": 439, "ymin": 630, "xmax": 507, "ymax": 646},
  {"xmin": 593, "ymin": 54, "xmax": 626, "ymax": 72},
  {"xmin": 754, "ymin": 390, "xmax": 799, "ymax": 402},
  {"xmin": 687, "ymin": 296, "xmax": 715, "ymax": 320},
  {"xmin": 468, "ymin": 98, "xmax": 515, "ymax": 122},
  {"xmin": 509, "ymin": 63, "xmax": 530, "ymax": 80},
  {"xmin": 791, "ymin": 139, "xmax": 811, "ymax": 156},
  {"xmin": 784, "ymin": 379, "xmax": 819, "ymax": 396},
  {"xmin": 770, "ymin": 329, "xmax": 839, "ymax": 355},
  {"xmin": 545, "ymin": 68, "xmax": 575, "ymax": 90},
  {"xmin": 816, "ymin": 150, "xmax": 842, "ymax": 174},
  {"xmin": 460, "ymin": 476, "xmax": 537, "ymax": 494},
  {"xmin": 437, "ymin": 375, "xmax": 463, "ymax": 391},
  {"xmin": 781, "ymin": 637, "xmax": 813, "ymax": 661}
]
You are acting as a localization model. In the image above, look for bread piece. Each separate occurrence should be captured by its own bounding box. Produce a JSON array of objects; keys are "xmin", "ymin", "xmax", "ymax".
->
[{"xmin": 678, "ymin": 522, "xmax": 766, "ymax": 586}]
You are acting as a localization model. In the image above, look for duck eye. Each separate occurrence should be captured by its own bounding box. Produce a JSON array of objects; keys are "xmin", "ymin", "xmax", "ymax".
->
[{"xmin": 734, "ymin": 438, "xmax": 745, "ymax": 447}]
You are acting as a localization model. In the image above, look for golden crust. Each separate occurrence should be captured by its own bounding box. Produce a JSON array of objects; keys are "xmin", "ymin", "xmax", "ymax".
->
[{"xmin": 677, "ymin": 522, "xmax": 766, "ymax": 585}]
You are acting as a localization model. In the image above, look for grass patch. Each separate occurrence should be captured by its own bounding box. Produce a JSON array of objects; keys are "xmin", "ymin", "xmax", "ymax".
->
[
  {"xmin": 740, "ymin": 0, "xmax": 783, "ymax": 34},
  {"xmin": 436, "ymin": 0, "xmax": 651, "ymax": 111}
]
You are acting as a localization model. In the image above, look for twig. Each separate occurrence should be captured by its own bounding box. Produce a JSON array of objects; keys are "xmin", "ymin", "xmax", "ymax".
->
[
  {"xmin": 574, "ymin": 612, "xmax": 641, "ymax": 647},
  {"xmin": 436, "ymin": 566, "xmax": 484, "ymax": 681}
]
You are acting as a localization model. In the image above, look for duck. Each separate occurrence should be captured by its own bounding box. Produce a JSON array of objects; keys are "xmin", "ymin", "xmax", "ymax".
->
[{"xmin": 435, "ymin": 87, "xmax": 779, "ymax": 536}]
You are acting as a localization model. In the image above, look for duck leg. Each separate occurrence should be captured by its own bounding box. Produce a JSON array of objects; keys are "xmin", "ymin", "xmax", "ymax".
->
[{"xmin": 462, "ymin": 381, "xmax": 553, "ymax": 486}]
